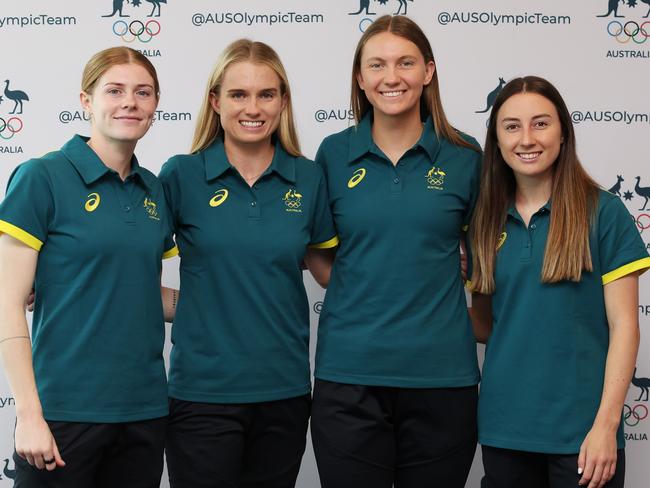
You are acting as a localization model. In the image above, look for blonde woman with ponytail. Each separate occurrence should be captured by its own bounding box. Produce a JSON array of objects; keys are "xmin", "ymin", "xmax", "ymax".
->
[
  {"xmin": 159, "ymin": 39, "xmax": 337, "ymax": 488},
  {"xmin": 470, "ymin": 76, "xmax": 649, "ymax": 488}
]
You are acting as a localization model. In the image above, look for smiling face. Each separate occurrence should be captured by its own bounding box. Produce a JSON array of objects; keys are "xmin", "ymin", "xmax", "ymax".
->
[
  {"xmin": 496, "ymin": 92, "xmax": 563, "ymax": 184},
  {"xmin": 80, "ymin": 63, "xmax": 158, "ymax": 145},
  {"xmin": 356, "ymin": 31, "xmax": 434, "ymax": 123},
  {"xmin": 210, "ymin": 61, "xmax": 287, "ymax": 149}
]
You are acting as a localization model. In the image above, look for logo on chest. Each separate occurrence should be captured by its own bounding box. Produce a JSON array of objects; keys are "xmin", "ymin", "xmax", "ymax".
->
[
  {"xmin": 209, "ymin": 189, "xmax": 229, "ymax": 207},
  {"xmin": 426, "ymin": 165, "xmax": 446, "ymax": 190},
  {"xmin": 143, "ymin": 197, "xmax": 160, "ymax": 221},
  {"xmin": 497, "ymin": 232, "xmax": 507, "ymax": 250},
  {"xmin": 348, "ymin": 168, "xmax": 366, "ymax": 189},
  {"xmin": 84, "ymin": 193, "xmax": 100, "ymax": 212},
  {"xmin": 283, "ymin": 188, "xmax": 303, "ymax": 213}
]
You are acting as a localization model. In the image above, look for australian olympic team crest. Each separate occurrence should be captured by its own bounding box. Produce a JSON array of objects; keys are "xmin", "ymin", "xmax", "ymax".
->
[
  {"xmin": 608, "ymin": 173, "xmax": 650, "ymax": 250},
  {"xmin": 426, "ymin": 165, "xmax": 446, "ymax": 190},
  {"xmin": 283, "ymin": 188, "xmax": 303, "ymax": 213},
  {"xmin": 596, "ymin": 0, "xmax": 650, "ymax": 59},
  {"xmin": 101, "ymin": 0, "xmax": 167, "ymax": 56},
  {"xmin": 624, "ymin": 367, "xmax": 649, "ymax": 441},
  {"xmin": 348, "ymin": 0, "xmax": 416, "ymax": 32},
  {"xmin": 0, "ymin": 77, "xmax": 29, "ymax": 155}
]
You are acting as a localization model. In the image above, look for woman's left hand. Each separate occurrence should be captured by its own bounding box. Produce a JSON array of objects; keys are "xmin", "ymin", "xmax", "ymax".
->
[{"xmin": 577, "ymin": 424, "xmax": 618, "ymax": 487}]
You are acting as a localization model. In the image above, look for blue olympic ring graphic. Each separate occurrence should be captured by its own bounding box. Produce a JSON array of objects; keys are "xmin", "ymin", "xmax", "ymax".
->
[
  {"xmin": 0, "ymin": 117, "xmax": 23, "ymax": 140},
  {"xmin": 636, "ymin": 213, "xmax": 650, "ymax": 233},
  {"xmin": 623, "ymin": 403, "xmax": 648, "ymax": 427},
  {"xmin": 112, "ymin": 20, "xmax": 161, "ymax": 43},
  {"xmin": 606, "ymin": 20, "xmax": 649, "ymax": 44}
]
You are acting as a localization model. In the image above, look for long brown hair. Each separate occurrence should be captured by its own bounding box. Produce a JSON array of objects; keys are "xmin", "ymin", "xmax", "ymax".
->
[
  {"xmin": 190, "ymin": 39, "xmax": 301, "ymax": 156},
  {"xmin": 470, "ymin": 76, "xmax": 599, "ymax": 294},
  {"xmin": 350, "ymin": 15, "xmax": 478, "ymax": 152}
]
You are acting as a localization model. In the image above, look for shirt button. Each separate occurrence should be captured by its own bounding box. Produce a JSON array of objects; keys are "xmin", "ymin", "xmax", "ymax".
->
[
  {"xmin": 124, "ymin": 205, "xmax": 131, "ymax": 212},
  {"xmin": 251, "ymin": 201, "xmax": 257, "ymax": 207},
  {"xmin": 530, "ymin": 224, "xmax": 536, "ymax": 229},
  {"xmin": 393, "ymin": 178, "xmax": 400, "ymax": 184}
]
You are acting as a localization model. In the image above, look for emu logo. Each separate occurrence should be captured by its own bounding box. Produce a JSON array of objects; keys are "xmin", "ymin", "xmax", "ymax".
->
[
  {"xmin": 349, "ymin": 0, "xmax": 414, "ymax": 16},
  {"xmin": 2, "ymin": 80, "xmax": 29, "ymax": 115}
]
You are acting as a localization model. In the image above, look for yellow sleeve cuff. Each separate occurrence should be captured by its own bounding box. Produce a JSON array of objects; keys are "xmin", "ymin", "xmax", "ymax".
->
[
  {"xmin": 309, "ymin": 235, "xmax": 339, "ymax": 249},
  {"xmin": 163, "ymin": 245, "xmax": 179, "ymax": 259},
  {"xmin": 0, "ymin": 220, "xmax": 43, "ymax": 251},
  {"xmin": 602, "ymin": 256, "xmax": 650, "ymax": 285}
]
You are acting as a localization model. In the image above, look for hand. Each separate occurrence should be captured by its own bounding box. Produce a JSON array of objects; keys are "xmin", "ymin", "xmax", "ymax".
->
[
  {"xmin": 15, "ymin": 415, "xmax": 65, "ymax": 471},
  {"xmin": 460, "ymin": 251, "xmax": 468, "ymax": 282},
  {"xmin": 577, "ymin": 424, "xmax": 618, "ymax": 487},
  {"xmin": 24, "ymin": 290, "xmax": 35, "ymax": 312}
]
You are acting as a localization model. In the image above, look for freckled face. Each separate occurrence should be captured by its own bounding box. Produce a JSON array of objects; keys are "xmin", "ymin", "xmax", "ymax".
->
[{"xmin": 81, "ymin": 63, "xmax": 158, "ymax": 144}]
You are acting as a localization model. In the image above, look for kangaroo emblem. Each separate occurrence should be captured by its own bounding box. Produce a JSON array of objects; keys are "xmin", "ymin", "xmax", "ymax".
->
[
  {"xmin": 476, "ymin": 78, "xmax": 506, "ymax": 114},
  {"xmin": 349, "ymin": 0, "xmax": 375, "ymax": 15},
  {"xmin": 597, "ymin": 0, "xmax": 625, "ymax": 17},
  {"xmin": 608, "ymin": 175, "xmax": 624, "ymax": 196},
  {"xmin": 103, "ymin": 0, "xmax": 130, "ymax": 17},
  {"xmin": 283, "ymin": 189, "xmax": 303, "ymax": 210}
]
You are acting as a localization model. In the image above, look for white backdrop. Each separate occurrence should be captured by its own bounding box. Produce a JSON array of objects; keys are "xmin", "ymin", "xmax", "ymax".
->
[{"xmin": 1, "ymin": 1, "xmax": 649, "ymax": 486}]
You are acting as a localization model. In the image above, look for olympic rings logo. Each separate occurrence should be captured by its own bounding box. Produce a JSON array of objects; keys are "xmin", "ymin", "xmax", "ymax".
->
[
  {"xmin": 623, "ymin": 403, "xmax": 648, "ymax": 427},
  {"xmin": 285, "ymin": 200, "xmax": 302, "ymax": 209},
  {"xmin": 112, "ymin": 20, "xmax": 161, "ymax": 43},
  {"xmin": 636, "ymin": 214, "xmax": 650, "ymax": 233},
  {"xmin": 427, "ymin": 176, "xmax": 445, "ymax": 187},
  {"xmin": 0, "ymin": 116, "xmax": 23, "ymax": 140},
  {"xmin": 606, "ymin": 20, "xmax": 649, "ymax": 44}
]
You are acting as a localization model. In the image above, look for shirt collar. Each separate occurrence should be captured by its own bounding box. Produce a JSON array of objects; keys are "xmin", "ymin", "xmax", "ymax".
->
[
  {"xmin": 61, "ymin": 134, "xmax": 153, "ymax": 191},
  {"xmin": 347, "ymin": 113, "xmax": 441, "ymax": 163},
  {"xmin": 507, "ymin": 200, "xmax": 552, "ymax": 220},
  {"xmin": 202, "ymin": 136, "xmax": 296, "ymax": 184}
]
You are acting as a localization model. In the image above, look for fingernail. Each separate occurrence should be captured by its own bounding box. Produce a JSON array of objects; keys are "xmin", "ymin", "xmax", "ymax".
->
[{"xmin": 578, "ymin": 467, "xmax": 583, "ymax": 474}]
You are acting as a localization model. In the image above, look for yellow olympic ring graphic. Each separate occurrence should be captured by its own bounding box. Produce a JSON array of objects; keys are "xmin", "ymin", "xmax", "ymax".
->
[
  {"xmin": 348, "ymin": 168, "xmax": 366, "ymax": 188},
  {"xmin": 285, "ymin": 200, "xmax": 302, "ymax": 209},
  {"xmin": 427, "ymin": 177, "xmax": 444, "ymax": 186},
  {"xmin": 209, "ymin": 189, "xmax": 229, "ymax": 207},
  {"xmin": 85, "ymin": 193, "xmax": 101, "ymax": 212}
]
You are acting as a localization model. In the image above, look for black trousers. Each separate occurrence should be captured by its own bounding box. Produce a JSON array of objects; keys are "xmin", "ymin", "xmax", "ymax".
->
[
  {"xmin": 14, "ymin": 417, "xmax": 166, "ymax": 488},
  {"xmin": 166, "ymin": 395, "xmax": 310, "ymax": 488},
  {"xmin": 311, "ymin": 379, "xmax": 478, "ymax": 488},
  {"xmin": 481, "ymin": 445, "xmax": 626, "ymax": 488}
]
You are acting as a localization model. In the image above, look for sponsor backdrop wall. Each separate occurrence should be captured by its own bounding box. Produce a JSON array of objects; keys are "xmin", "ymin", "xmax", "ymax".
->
[{"xmin": 1, "ymin": 0, "xmax": 649, "ymax": 486}]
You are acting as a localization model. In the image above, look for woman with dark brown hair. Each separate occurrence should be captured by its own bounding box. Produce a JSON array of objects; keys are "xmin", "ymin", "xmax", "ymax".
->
[
  {"xmin": 470, "ymin": 76, "xmax": 648, "ymax": 488},
  {"xmin": 310, "ymin": 15, "xmax": 482, "ymax": 488}
]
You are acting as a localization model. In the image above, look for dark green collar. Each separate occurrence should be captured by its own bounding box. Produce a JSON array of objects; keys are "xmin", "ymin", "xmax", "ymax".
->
[
  {"xmin": 347, "ymin": 113, "xmax": 441, "ymax": 163},
  {"xmin": 202, "ymin": 136, "xmax": 296, "ymax": 184},
  {"xmin": 61, "ymin": 135, "xmax": 153, "ymax": 191}
]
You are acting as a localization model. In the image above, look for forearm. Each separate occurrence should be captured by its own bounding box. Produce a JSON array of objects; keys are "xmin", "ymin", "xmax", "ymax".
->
[
  {"xmin": 0, "ymin": 309, "xmax": 43, "ymax": 420},
  {"xmin": 593, "ymin": 324, "xmax": 639, "ymax": 430},
  {"xmin": 469, "ymin": 293, "xmax": 492, "ymax": 344},
  {"xmin": 161, "ymin": 286, "xmax": 178, "ymax": 323}
]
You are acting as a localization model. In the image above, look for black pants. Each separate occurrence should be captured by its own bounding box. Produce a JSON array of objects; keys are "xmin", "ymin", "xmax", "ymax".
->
[
  {"xmin": 166, "ymin": 395, "xmax": 310, "ymax": 488},
  {"xmin": 481, "ymin": 445, "xmax": 626, "ymax": 488},
  {"xmin": 14, "ymin": 417, "xmax": 166, "ymax": 488},
  {"xmin": 311, "ymin": 379, "xmax": 478, "ymax": 488}
]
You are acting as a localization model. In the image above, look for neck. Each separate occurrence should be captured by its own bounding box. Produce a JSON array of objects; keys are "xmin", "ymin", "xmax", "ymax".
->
[
  {"xmin": 371, "ymin": 109, "xmax": 424, "ymax": 164},
  {"xmin": 87, "ymin": 134, "xmax": 136, "ymax": 181},
  {"xmin": 514, "ymin": 172, "xmax": 554, "ymax": 223},
  {"xmin": 224, "ymin": 136, "xmax": 275, "ymax": 184}
]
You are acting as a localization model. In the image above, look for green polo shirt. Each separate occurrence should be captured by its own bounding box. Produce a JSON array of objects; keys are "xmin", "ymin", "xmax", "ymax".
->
[
  {"xmin": 315, "ymin": 114, "xmax": 481, "ymax": 387},
  {"xmin": 0, "ymin": 135, "xmax": 177, "ymax": 423},
  {"xmin": 159, "ymin": 137, "xmax": 337, "ymax": 404},
  {"xmin": 478, "ymin": 190, "xmax": 650, "ymax": 454}
]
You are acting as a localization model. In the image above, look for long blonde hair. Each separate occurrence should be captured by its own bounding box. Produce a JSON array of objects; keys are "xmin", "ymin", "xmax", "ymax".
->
[
  {"xmin": 470, "ymin": 76, "xmax": 599, "ymax": 294},
  {"xmin": 191, "ymin": 39, "xmax": 301, "ymax": 156},
  {"xmin": 350, "ymin": 16, "xmax": 479, "ymax": 152}
]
